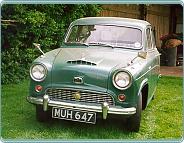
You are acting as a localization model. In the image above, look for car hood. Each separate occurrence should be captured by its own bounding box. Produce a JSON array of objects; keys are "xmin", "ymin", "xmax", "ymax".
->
[{"xmin": 51, "ymin": 47, "xmax": 137, "ymax": 92}]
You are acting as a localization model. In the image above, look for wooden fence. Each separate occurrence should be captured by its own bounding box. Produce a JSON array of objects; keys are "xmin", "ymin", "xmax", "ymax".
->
[{"xmin": 146, "ymin": 5, "xmax": 170, "ymax": 47}]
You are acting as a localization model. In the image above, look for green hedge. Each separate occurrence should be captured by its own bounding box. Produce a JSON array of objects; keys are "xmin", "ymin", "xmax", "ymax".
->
[{"xmin": 1, "ymin": 4, "xmax": 102, "ymax": 84}]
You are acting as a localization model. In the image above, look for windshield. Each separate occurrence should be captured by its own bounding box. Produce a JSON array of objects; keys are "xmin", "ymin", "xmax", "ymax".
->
[{"xmin": 65, "ymin": 25, "xmax": 142, "ymax": 49}]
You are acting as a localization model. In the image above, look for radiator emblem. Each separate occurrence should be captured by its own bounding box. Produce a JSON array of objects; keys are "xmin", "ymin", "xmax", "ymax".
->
[{"xmin": 74, "ymin": 93, "xmax": 81, "ymax": 100}]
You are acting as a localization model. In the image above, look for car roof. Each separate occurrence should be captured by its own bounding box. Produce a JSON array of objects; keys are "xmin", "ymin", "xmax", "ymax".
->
[{"xmin": 70, "ymin": 17, "xmax": 151, "ymax": 29}]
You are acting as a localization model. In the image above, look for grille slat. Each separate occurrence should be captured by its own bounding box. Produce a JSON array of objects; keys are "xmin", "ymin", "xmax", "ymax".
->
[{"xmin": 46, "ymin": 88, "xmax": 114, "ymax": 105}]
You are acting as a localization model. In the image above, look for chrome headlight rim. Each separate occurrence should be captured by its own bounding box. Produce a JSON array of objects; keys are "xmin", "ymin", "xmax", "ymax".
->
[
  {"xmin": 30, "ymin": 63, "xmax": 47, "ymax": 82},
  {"xmin": 112, "ymin": 70, "xmax": 132, "ymax": 90}
]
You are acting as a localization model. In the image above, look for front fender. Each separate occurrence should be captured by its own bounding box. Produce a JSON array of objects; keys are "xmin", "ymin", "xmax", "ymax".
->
[{"xmin": 29, "ymin": 48, "xmax": 61, "ymax": 97}]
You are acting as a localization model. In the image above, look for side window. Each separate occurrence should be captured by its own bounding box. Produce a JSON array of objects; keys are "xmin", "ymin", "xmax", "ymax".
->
[
  {"xmin": 146, "ymin": 28, "xmax": 152, "ymax": 49},
  {"xmin": 151, "ymin": 28, "xmax": 156, "ymax": 48}
]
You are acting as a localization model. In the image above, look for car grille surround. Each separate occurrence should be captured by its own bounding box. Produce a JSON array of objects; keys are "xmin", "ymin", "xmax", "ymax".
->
[{"xmin": 45, "ymin": 88, "xmax": 114, "ymax": 105}]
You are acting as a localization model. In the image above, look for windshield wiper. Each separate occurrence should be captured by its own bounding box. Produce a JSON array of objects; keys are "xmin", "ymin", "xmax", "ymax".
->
[
  {"xmin": 88, "ymin": 42, "xmax": 114, "ymax": 48},
  {"xmin": 66, "ymin": 42, "xmax": 115, "ymax": 48},
  {"xmin": 78, "ymin": 42, "xmax": 89, "ymax": 47},
  {"xmin": 65, "ymin": 42, "xmax": 89, "ymax": 47}
]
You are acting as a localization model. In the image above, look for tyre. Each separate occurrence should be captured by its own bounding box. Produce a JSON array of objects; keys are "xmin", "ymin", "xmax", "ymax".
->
[
  {"xmin": 152, "ymin": 94, "xmax": 155, "ymax": 100},
  {"xmin": 36, "ymin": 105, "xmax": 51, "ymax": 122},
  {"xmin": 126, "ymin": 92, "xmax": 142, "ymax": 132}
]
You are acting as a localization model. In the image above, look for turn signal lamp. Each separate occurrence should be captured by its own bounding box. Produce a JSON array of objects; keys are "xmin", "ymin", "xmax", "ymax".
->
[
  {"xmin": 36, "ymin": 85, "xmax": 42, "ymax": 92},
  {"xmin": 118, "ymin": 94, "xmax": 126, "ymax": 101}
]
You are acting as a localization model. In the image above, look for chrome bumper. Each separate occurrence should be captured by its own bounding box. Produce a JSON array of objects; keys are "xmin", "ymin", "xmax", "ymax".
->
[{"xmin": 27, "ymin": 95, "xmax": 136, "ymax": 119}]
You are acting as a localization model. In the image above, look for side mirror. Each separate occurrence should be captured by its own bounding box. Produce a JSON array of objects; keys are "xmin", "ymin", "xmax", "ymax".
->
[
  {"xmin": 131, "ymin": 52, "xmax": 147, "ymax": 63},
  {"xmin": 138, "ymin": 52, "xmax": 147, "ymax": 59},
  {"xmin": 33, "ymin": 43, "xmax": 45, "ymax": 57},
  {"xmin": 33, "ymin": 43, "xmax": 40, "ymax": 49}
]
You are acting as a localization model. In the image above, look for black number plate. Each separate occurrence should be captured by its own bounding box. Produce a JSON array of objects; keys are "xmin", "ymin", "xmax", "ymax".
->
[{"xmin": 52, "ymin": 107, "xmax": 96, "ymax": 124}]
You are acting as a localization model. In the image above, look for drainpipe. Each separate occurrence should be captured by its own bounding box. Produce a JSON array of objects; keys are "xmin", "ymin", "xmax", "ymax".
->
[{"xmin": 169, "ymin": 5, "xmax": 177, "ymax": 34}]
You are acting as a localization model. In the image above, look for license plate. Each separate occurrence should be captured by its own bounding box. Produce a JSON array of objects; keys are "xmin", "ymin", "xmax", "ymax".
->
[{"xmin": 52, "ymin": 107, "xmax": 96, "ymax": 124}]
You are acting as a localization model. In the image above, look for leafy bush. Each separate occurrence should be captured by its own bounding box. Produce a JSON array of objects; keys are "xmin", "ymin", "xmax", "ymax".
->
[{"xmin": 1, "ymin": 4, "xmax": 102, "ymax": 84}]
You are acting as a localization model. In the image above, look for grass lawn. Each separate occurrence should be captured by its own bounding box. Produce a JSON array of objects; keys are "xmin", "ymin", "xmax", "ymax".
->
[{"xmin": 1, "ymin": 76, "xmax": 183, "ymax": 139}]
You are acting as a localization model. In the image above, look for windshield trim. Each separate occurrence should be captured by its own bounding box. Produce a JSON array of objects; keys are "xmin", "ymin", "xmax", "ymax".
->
[{"xmin": 64, "ymin": 24, "xmax": 143, "ymax": 50}]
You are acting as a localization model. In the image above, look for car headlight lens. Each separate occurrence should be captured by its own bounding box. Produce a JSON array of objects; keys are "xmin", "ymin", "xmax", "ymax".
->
[
  {"xmin": 30, "ymin": 64, "xmax": 47, "ymax": 81},
  {"xmin": 113, "ymin": 71, "xmax": 131, "ymax": 89}
]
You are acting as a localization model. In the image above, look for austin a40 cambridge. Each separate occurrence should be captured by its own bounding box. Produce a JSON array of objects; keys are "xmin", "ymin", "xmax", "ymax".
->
[{"xmin": 27, "ymin": 17, "xmax": 160, "ymax": 132}]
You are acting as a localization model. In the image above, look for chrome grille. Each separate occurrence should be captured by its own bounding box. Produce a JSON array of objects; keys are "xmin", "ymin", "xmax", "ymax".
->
[{"xmin": 46, "ymin": 88, "xmax": 114, "ymax": 105}]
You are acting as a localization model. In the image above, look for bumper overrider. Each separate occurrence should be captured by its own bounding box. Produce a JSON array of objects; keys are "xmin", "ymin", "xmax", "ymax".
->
[{"xmin": 27, "ymin": 95, "xmax": 136, "ymax": 120}]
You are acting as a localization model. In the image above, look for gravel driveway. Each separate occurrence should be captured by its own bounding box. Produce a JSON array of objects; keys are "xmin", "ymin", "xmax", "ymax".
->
[{"xmin": 160, "ymin": 66, "xmax": 183, "ymax": 77}]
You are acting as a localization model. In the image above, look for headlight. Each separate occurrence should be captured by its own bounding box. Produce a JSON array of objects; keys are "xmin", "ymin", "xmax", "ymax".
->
[
  {"xmin": 30, "ymin": 64, "xmax": 47, "ymax": 81},
  {"xmin": 113, "ymin": 71, "xmax": 132, "ymax": 89}
]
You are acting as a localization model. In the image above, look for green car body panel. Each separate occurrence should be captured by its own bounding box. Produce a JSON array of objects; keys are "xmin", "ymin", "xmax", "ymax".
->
[{"xmin": 27, "ymin": 17, "xmax": 160, "ymax": 131}]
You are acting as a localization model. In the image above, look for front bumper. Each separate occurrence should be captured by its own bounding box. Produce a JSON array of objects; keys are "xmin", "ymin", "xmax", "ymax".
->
[{"xmin": 27, "ymin": 95, "xmax": 136, "ymax": 120}]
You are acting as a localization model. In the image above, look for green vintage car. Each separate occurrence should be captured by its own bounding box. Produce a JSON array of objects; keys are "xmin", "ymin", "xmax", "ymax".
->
[{"xmin": 27, "ymin": 17, "xmax": 160, "ymax": 132}]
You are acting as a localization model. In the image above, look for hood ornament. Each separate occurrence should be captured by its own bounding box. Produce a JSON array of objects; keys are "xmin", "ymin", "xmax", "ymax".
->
[
  {"xmin": 33, "ymin": 43, "xmax": 45, "ymax": 58},
  {"xmin": 81, "ymin": 53, "xmax": 85, "ymax": 60}
]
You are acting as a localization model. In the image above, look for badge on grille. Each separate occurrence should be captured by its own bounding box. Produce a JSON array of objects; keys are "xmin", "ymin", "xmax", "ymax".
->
[{"xmin": 74, "ymin": 93, "xmax": 81, "ymax": 100}]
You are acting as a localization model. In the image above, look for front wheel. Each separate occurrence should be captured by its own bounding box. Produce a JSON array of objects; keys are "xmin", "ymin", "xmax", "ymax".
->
[
  {"xmin": 152, "ymin": 94, "xmax": 155, "ymax": 100},
  {"xmin": 36, "ymin": 105, "xmax": 51, "ymax": 122},
  {"xmin": 126, "ymin": 92, "xmax": 142, "ymax": 132}
]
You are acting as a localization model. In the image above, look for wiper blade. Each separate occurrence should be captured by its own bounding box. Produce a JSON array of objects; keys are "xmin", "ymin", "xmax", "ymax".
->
[
  {"xmin": 78, "ymin": 43, "xmax": 89, "ymax": 47},
  {"xmin": 65, "ymin": 42, "xmax": 89, "ymax": 47},
  {"xmin": 88, "ymin": 42, "xmax": 114, "ymax": 48}
]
